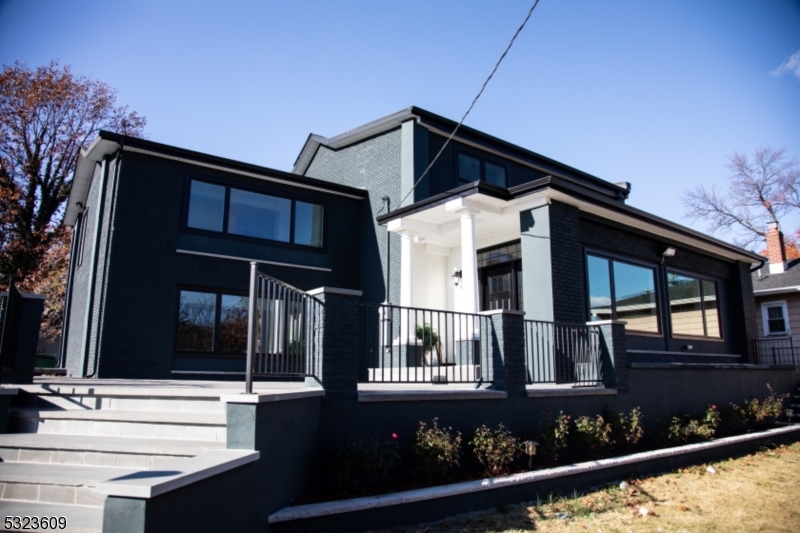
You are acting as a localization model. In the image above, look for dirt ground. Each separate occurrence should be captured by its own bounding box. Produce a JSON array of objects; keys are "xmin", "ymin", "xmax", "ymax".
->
[{"xmin": 387, "ymin": 441, "xmax": 800, "ymax": 533}]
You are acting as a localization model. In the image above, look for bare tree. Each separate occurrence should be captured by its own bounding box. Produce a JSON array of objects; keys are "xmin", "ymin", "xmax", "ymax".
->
[{"xmin": 683, "ymin": 147, "xmax": 800, "ymax": 250}]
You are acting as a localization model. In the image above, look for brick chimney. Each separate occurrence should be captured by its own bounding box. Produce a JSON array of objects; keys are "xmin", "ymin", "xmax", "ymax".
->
[{"xmin": 766, "ymin": 222, "xmax": 787, "ymax": 274}]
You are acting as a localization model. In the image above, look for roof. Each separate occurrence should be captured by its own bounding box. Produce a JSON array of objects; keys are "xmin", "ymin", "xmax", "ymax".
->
[
  {"xmin": 64, "ymin": 131, "xmax": 368, "ymax": 226},
  {"xmin": 292, "ymin": 106, "xmax": 630, "ymax": 201},
  {"xmin": 752, "ymin": 259, "xmax": 800, "ymax": 295}
]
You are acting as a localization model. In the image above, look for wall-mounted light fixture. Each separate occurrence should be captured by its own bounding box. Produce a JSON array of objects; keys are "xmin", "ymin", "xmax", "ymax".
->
[
  {"xmin": 452, "ymin": 269, "xmax": 463, "ymax": 287},
  {"xmin": 661, "ymin": 246, "xmax": 676, "ymax": 264}
]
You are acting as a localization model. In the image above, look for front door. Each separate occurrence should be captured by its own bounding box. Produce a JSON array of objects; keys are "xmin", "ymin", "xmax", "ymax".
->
[{"xmin": 480, "ymin": 261, "xmax": 522, "ymax": 311}]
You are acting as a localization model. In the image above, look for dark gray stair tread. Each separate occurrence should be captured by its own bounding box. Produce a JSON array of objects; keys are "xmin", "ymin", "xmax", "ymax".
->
[
  {"xmin": 0, "ymin": 501, "xmax": 101, "ymax": 532},
  {"xmin": 0, "ymin": 462, "xmax": 135, "ymax": 487},
  {"xmin": 9, "ymin": 408, "xmax": 225, "ymax": 426},
  {"xmin": 0, "ymin": 433, "xmax": 225, "ymax": 456}
]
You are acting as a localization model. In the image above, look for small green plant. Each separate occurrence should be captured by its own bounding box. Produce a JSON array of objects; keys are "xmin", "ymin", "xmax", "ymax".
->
[
  {"xmin": 539, "ymin": 409, "xmax": 571, "ymax": 461},
  {"xmin": 723, "ymin": 384, "xmax": 789, "ymax": 433},
  {"xmin": 411, "ymin": 418, "xmax": 462, "ymax": 481},
  {"xmin": 328, "ymin": 435, "xmax": 400, "ymax": 493},
  {"xmin": 470, "ymin": 423, "xmax": 520, "ymax": 476},
  {"xmin": 574, "ymin": 414, "xmax": 614, "ymax": 454},
  {"xmin": 415, "ymin": 324, "xmax": 441, "ymax": 363},
  {"xmin": 618, "ymin": 406, "xmax": 645, "ymax": 445},
  {"xmin": 658, "ymin": 405, "xmax": 720, "ymax": 445}
]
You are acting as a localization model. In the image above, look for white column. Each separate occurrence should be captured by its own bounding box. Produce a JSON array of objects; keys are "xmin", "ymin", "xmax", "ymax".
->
[
  {"xmin": 458, "ymin": 208, "xmax": 480, "ymax": 314},
  {"xmin": 399, "ymin": 230, "xmax": 414, "ymax": 308}
]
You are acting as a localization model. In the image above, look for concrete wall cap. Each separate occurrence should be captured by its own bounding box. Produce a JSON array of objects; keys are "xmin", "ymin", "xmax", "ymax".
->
[
  {"xmin": 478, "ymin": 309, "xmax": 526, "ymax": 316},
  {"xmin": 96, "ymin": 449, "xmax": 259, "ymax": 499},
  {"xmin": 220, "ymin": 389, "xmax": 325, "ymax": 403},
  {"xmin": 0, "ymin": 387, "xmax": 19, "ymax": 396},
  {"xmin": 307, "ymin": 287, "xmax": 363, "ymax": 297},
  {"xmin": 586, "ymin": 320, "xmax": 627, "ymax": 326},
  {"xmin": 628, "ymin": 350, "xmax": 742, "ymax": 358}
]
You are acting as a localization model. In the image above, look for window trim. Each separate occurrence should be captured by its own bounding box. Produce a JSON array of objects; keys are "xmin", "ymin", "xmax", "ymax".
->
[
  {"xmin": 455, "ymin": 149, "xmax": 509, "ymax": 188},
  {"xmin": 174, "ymin": 286, "xmax": 250, "ymax": 358},
  {"xmin": 182, "ymin": 175, "xmax": 327, "ymax": 252},
  {"xmin": 584, "ymin": 250, "xmax": 662, "ymax": 336},
  {"xmin": 665, "ymin": 269, "xmax": 724, "ymax": 341},
  {"xmin": 761, "ymin": 300, "xmax": 790, "ymax": 337},
  {"xmin": 76, "ymin": 208, "xmax": 89, "ymax": 269}
]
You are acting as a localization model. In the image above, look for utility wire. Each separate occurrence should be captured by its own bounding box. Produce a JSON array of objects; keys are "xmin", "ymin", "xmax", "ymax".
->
[{"xmin": 376, "ymin": 0, "xmax": 541, "ymax": 217}]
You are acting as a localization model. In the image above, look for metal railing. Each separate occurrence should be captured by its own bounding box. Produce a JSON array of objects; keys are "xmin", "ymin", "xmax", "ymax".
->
[
  {"xmin": 524, "ymin": 320, "xmax": 602, "ymax": 386},
  {"xmin": 360, "ymin": 303, "xmax": 492, "ymax": 384},
  {"xmin": 245, "ymin": 263, "xmax": 321, "ymax": 393},
  {"xmin": 754, "ymin": 336, "xmax": 800, "ymax": 366}
]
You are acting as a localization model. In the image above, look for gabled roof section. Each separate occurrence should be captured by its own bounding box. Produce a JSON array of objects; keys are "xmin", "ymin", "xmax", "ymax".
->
[
  {"xmin": 292, "ymin": 106, "xmax": 631, "ymax": 202},
  {"xmin": 64, "ymin": 131, "xmax": 368, "ymax": 227},
  {"xmin": 752, "ymin": 258, "xmax": 800, "ymax": 294}
]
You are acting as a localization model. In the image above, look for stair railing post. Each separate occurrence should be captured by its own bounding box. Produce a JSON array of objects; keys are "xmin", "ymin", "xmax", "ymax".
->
[{"xmin": 245, "ymin": 261, "xmax": 258, "ymax": 394}]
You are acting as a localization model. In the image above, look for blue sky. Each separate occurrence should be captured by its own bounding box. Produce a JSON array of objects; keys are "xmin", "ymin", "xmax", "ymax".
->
[{"xmin": 1, "ymin": 0, "xmax": 798, "ymax": 240}]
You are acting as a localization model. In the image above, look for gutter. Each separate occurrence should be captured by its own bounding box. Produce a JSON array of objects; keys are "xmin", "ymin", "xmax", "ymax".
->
[{"xmin": 753, "ymin": 285, "xmax": 800, "ymax": 296}]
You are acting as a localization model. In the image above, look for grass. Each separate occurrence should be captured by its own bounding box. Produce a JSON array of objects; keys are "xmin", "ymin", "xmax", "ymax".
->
[{"xmin": 382, "ymin": 441, "xmax": 800, "ymax": 533}]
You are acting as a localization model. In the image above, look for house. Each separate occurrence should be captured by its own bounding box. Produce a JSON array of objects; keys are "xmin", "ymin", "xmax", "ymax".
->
[
  {"xmin": 61, "ymin": 106, "xmax": 764, "ymax": 379},
  {"xmin": 752, "ymin": 223, "xmax": 800, "ymax": 365}
]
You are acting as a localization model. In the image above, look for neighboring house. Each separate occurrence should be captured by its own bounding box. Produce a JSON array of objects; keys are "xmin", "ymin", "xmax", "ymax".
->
[
  {"xmin": 752, "ymin": 223, "xmax": 800, "ymax": 364},
  {"xmin": 61, "ymin": 106, "xmax": 764, "ymax": 379}
]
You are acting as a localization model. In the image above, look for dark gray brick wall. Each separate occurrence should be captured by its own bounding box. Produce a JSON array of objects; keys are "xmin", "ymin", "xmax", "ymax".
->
[
  {"xmin": 598, "ymin": 322, "xmax": 628, "ymax": 390},
  {"xmin": 549, "ymin": 202, "xmax": 585, "ymax": 324},
  {"xmin": 308, "ymin": 290, "xmax": 360, "ymax": 401},
  {"xmin": 304, "ymin": 129, "xmax": 401, "ymax": 304},
  {"xmin": 729, "ymin": 261, "xmax": 758, "ymax": 362},
  {"xmin": 487, "ymin": 312, "xmax": 526, "ymax": 396},
  {"xmin": 64, "ymin": 150, "xmax": 363, "ymax": 379}
]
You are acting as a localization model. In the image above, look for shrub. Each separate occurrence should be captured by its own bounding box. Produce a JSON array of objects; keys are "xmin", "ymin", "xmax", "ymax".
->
[
  {"xmin": 328, "ymin": 435, "xmax": 400, "ymax": 493},
  {"xmin": 470, "ymin": 424, "xmax": 520, "ymax": 476},
  {"xmin": 539, "ymin": 409, "xmax": 570, "ymax": 461},
  {"xmin": 722, "ymin": 384, "xmax": 789, "ymax": 433},
  {"xmin": 658, "ymin": 405, "xmax": 720, "ymax": 445},
  {"xmin": 618, "ymin": 406, "xmax": 644, "ymax": 445},
  {"xmin": 574, "ymin": 414, "xmax": 614, "ymax": 454},
  {"xmin": 411, "ymin": 418, "xmax": 462, "ymax": 481}
]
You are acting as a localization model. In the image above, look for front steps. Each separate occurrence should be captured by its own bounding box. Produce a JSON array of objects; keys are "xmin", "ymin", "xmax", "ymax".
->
[{"xmin": 0, "ymin": 388, "xmax": 229, "ymax": 533}]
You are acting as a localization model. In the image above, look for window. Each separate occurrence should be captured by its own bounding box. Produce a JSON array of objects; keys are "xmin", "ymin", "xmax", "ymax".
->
[
  {"xmin": 761, "ymin": 301, "xmax": 789, "ymax": 336},
  {"xmin": 667, "ymin": 273, "xmax": 722, "ymax": 339},
  {"xmin": 176, "ymin": 289, "xmax": 249, "ymax": 354},
  {"xmin": 186, "ymin": 179, "xmax": 324, "ymax": 248},
  {"xmin": 587, "ymin": 254, "xmax": 659, "ymax": 333},
  {"xmin": 457, "ymin": 152, "xmax": 508, "ymax": 188}
]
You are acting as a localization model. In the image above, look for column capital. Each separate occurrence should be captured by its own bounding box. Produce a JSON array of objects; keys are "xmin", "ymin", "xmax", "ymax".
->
[{"xmin": 454, "ymin": 207, "xmax": 481, "ymax": 218}]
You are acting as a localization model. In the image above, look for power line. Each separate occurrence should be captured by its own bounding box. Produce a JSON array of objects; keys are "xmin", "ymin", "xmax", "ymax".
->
[{"xmin": 378, "ymin": 0, "xmax": 542, "ymax": 216}]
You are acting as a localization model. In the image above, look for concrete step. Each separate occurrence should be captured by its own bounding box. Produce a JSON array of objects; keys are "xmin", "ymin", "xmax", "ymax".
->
[
  {"xmin": 0, "ymin": 463, "xmax": 134, "ymax": 507},
  {"xmin": 0, "ymin": 500, "xmax": 102, "ymax": 533},
  {"xmin": 9, "ymin": 408, "xmax": 226, "ymax": 442},
  {"xmin": 14, "ymin": 392, "xmax": 225, "ymax": 414},
  {"xmin": 0, "ymin": 433, "xmax": 226, "ymax": 468}
]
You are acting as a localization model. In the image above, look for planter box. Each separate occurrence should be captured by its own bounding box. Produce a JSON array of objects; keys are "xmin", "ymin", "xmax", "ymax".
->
[{"xmin": 270, "ymin": 425, "xmax": 800, "ymax": 533}]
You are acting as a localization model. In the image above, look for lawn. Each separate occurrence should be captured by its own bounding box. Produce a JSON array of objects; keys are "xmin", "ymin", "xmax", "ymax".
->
[{"xmin": 387, "ymin": 441, "xmax": 800, "ymax": 533}]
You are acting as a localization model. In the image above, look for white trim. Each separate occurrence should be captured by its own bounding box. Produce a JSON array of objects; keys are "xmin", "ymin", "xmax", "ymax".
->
[
  {"xmin": 175, "ymin": 249, "xmax": 332, "ymax": 272},
  {"xmin": 754, "ymin": 286, "xmax": 800, "ymax": 295},
  {"xmin": 125, "ymin": 146, "xmax": 365, "ymax": 200},
  {"xmin": 627, "ymin": 349, "xmax": 741, "ymax": 358},
  {"xmin": 306, "ymin": 287, "xmax": 362, "ymax": 297},
  {"xmin": 761, "ymin": 300, "xmax": 790, "ymax": 336}
]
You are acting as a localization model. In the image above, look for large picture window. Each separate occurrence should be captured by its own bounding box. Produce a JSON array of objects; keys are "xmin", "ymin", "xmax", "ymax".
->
[
  {"xmin": 587, "ymin": 254, "xmax": 659, "ymax": 333},
  {"xmin": 457, "ymin": 152, "xmax": 508, "ymax": 188},
  {"xmin": 176, "ymin": 289, "xmax": 249, "ymax": 354},
  {"xmin": 186, "ymin": 179, "xmax": 324, "ymax": 248},
  {"xmin": 667, "ymin": 273, "xmax": 721, "ymax": 339}
]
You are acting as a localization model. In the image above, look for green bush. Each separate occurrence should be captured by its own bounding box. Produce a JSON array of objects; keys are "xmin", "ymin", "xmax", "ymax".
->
[
  {"xmin": 328, "ymin": 436, "xmax": 400, "ymax": 493},
  {"xmin": 539, "ymin": 409, "xmax": 570, "ymax": 461},
  {"xmin": 615, "ymin": 406, "xmax": 644, "ymax": 446},
  {"xmin": 574, "ymin": 414, "xmax": 613, "ymax": 454},
  {"xmin": 410, "ymin": 419, "xmax": 462, "ymax": 482},
  {"xmin": 470, "ymin": 424, "xmax": 520, "ymax": 476},
  {"xmin": 658, "ymin": 405, "xmax": 720, "ymax": 445}
]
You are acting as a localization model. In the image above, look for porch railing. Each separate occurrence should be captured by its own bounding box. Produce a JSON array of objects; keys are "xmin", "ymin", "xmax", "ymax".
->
[
  {"xmin": 245, "ymin": 263, "xmax": 321, "ymax": 393},
  {"xmin": 360, "ymin": 303, "xmax": 492, "ymax": 384},
  {"xmin": 754, "ymin": 336, "xmax": 800, "ymax": 366},
  {"xmin": 524, "ymin": 320, "xmax": 603, "ymax": 387}
]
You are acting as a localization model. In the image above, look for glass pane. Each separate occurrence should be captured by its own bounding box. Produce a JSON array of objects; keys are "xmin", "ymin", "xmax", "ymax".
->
[
  {"xmin": 176, "ymin": 291, "xmax": 216, "ymax": 352},
  {"xmin": 228, "ymin": 189, "xmax": 291, "ymax": 241},
  {"xmin": 458, "ymin": 153, "xmax": 481, "ymax": 182},
  {"xmin": 187, "ymin": 181, "xmax": 225, "ymax": 232},
  {"xmin": 702, "ymin": 281, "xmax": 721, "ymax": 338},
  {"xmin": 613, "ymin": 261, "xmax": 659, "ymax": 333},
  {"xmin": 485, "ymin": 162, "xmax": 507, "ymax": 187},
  {"xmin": 668, "ymin": 274, "xmax": 704, "ymax": 336},
  {"xmin": 488, "ymin": 273, "xmax": 512, "ymax": 310},
  {"xmin": 220, "ymin": 295, "xmax": 249, "ymax": 353},
  {"xmin": 587, "ymin": 255, "xmax": 612, "ymax": 322},
  {"xmin": 766, "ymin": 305, "xmax": 787, "ymax": 334},
  {"xmin": 294, "ymin": 202, "xmax": 324, "ymax": 247}
]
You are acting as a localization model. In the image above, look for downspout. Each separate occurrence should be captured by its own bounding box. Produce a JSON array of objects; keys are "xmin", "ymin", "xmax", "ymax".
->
[
  {"xmin": 57, "ymin": 210, "xmax": 83, "ymax": 368},
  {"xmin": 87, "ymin": 142, "xmax": 123, "ymax": 378},
  {"xmin": 750, "ymin": 257, "xmax": 766, "ymax": 272},
  {"xmin": 382, "ymin": 196, "xmax": 391, "ymax": 303},
  {"xmin": 79, "ymin": 156, "xmax": 111, "ymax": 377}
]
